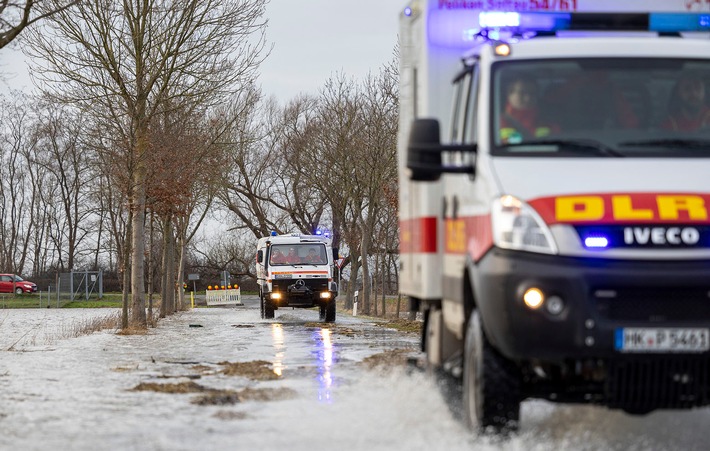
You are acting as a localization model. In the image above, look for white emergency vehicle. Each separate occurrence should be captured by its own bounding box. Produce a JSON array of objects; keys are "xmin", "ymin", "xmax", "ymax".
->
[
  {"xmin": 399, "ymin": 0, "xmax": 710, "ymax": 432},
  {"xmin": 256, "ymin": 233, "xmax": 338, "ymax": 322}
]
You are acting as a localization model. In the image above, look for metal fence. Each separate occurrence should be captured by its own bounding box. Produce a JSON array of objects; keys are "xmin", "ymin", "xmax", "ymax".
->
[{"xmin": 56, "ymin": 270, "xmax": 103, "ymax": 304}]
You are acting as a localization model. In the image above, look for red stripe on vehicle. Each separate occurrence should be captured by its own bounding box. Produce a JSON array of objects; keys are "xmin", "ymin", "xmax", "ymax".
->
[{"xmin": 400, "ymin": 217, "xmax": 438, "ymax": 253}]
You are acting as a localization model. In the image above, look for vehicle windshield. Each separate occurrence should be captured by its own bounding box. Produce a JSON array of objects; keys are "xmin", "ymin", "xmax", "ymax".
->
[
  {"xmin": 269, "ymin": 244, "xmax": 327, "ymax": 266},
  {"xmin": 492, "ymin": 58, "xmax": 710, "ymax": 157},
  {"xmin": 13, "ymin": 275, "xmax": 24, "ymax": 282}
]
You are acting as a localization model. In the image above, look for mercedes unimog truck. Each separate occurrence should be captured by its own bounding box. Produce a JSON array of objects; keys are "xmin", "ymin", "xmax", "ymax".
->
[{"xmin": 256, "ymin": 233, "xmax": 339, "ymax": 322}]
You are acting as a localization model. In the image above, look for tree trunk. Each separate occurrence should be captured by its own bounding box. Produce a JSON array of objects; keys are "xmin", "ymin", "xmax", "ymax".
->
[
  {"xmin": 346, "ymin": 248, "xmax": 361, "ymax": 310},
  {"xmin": 373, "ymin": 255, "xmax": 378, "ymax": 317},
  {"xmin": 381, "ymin": 253, "xmax": 386, "ymax": 318},
  {"xmin": 361, "ymin": 231, "xmax": 371, "ymax": 315},
  {"xmin": 130, "ymin": 154, "xmax": 147, "ymax": 327},
  {"xmin": 176, "ymin": 235, "xmax": 187, "ymax": 311},
  {"xmin": 160, "ymin": 238, "xmax": 167, "ymax": 320},
  {"xmin": 159, "ymin": 216, "xmax": 176, "ymax": 318},
  {"xmin": 147, "ymin": 212, "xmax": 154, "ymax": 326},
  {"xmin": 121, "ymin": 214, "xmax": 132, "ymax": 330}
]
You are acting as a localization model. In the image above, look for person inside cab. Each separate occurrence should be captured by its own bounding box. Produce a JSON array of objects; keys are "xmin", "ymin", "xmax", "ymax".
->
[
  {"xmin": 270, "ymin": 248, "xmax": 287, "ymax": 264},
  {"xmin": 499, "ymin": 75, "xmax": 558, "ymax": 144},
  {"xmin": 285, "ymin": 247, "xmax": 301, "ymax": 264},
  {"xmin": 304, "ymin": 248, "xmax": 324, "ymax": 264},
  {"xmin": 661, "ymin": 75, "xmax": 710, "ymax": 131}
]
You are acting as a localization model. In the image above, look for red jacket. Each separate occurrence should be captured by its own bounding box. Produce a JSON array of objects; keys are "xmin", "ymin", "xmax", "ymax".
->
[
  {"xmin": 500, "ymin": 105, "xmax": 559, "ymax": 142},
  {"xmin": 661, "ymin": 107, "xmax": 710, "ymax": 131}
]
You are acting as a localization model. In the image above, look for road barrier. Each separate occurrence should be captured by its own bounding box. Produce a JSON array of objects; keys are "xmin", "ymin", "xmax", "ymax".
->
[{"xmin": 205, "ymin": 288, "xmax": 243, "ymax": 306}]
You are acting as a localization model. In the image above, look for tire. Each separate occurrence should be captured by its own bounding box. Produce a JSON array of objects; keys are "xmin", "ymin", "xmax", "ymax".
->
[
  {"xmin": 264, "ymin": 296, "xmax": 275, "ymax": 319},
  {"xmin": 324, "ymin": 299, "xmax": 336, "ymax": 323},
  {"xmin": 15, "ymin": 287, "xmax": 23, "ymax": 295},
  {"xmin": 319, "ymin": 303, "xmax": 326, "ymax": 321},
  {"xmin": 463, "ymin": 310, "xmax": 522, "ymax": 433},
  {"xmin": 260, "ymin": 295, "xmax": 265, "ymax": 319}
]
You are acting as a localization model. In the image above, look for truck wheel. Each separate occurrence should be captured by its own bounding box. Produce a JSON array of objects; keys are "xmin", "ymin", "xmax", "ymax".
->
[
  {"xmin": 260, "ymin": 295, "xmax": 265, "ymax": 319},
  {"xmin": 463, "ymin": 310, "xmax": 521, "ymax": 433},
  {"xmin": 319, "ymin": 303, "xmax": 326, "ymax": 320},
  {"xmin": 324, "ymin": 300, "xmax": 336, "ymax": 323},
  {"xmin": 264, "ymin": 297, "xmax": 275, "ymax": 319}
]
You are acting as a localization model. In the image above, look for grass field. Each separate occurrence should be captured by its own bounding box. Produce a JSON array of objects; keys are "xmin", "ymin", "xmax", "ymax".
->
[{"xmin": 0, "ymin": 292, "xmax": 132, "ymax": 309}]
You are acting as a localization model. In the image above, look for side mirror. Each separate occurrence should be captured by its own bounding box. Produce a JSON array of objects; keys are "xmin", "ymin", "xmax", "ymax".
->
[
  {"xmin": 257, "ymin": 250, "xmax": 264, "ymax": 263},
  {"xmin": 406, "ymin": 118, "xmax": 477, "ymax": 181},
  {"xmin": 332, "ymin": 248, "xmax": 339, "ymax": 261},
  {"xmin": 407, "ymin": 119, "xmax": 443, "ymax": 182}
]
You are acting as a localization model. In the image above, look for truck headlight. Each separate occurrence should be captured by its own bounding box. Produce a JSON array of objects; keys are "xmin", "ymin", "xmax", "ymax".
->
[
  {"xmin": 492, "ymin": 195, "xmax": 558, "ymax": 255},
  {"xmin": 320, "ymin": 292, "xmax": 332, "ymax": 299}
]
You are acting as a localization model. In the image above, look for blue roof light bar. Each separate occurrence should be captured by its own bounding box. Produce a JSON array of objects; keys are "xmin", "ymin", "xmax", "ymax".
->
[
  {"xmin": 429, "ymin": 11, "xmax": 710, "ymax": 49},
  {"xmin": 650, "ymin": 13, "xmax": 710, "ymax": 32},
  {"xmin": 476, "ymin": 12, "xmax": 710, "ymax": 34}
]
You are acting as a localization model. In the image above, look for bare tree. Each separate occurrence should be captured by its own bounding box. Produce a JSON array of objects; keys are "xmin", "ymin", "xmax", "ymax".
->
[
  {"xmin": 353, "ymin": 64, "xmax": 398, "ymax": 314},
  {"xmin": 26, "ymin": 0, "xmax": 268, "ymax": 328},
  {"xmin": 0, "ymin": 94, "xmax": 37, "ymax": 273},
  {"xmin": 30, "ymin": 99, "xmax": 97, "ymax": 270},
  {"xmin": 0, "ymin": 0, "xmax": 78, "ymax": 49},
  {"xmin": 219, "ymin": 94, "xmax": 322, "ymax": 240},
  {"xmin": 146, "ymin": 98, "xmax": 228, "ymax": 316},
  {"xmin": 279, "ymin": 66, "xmax": 398, "ymax": 314}
]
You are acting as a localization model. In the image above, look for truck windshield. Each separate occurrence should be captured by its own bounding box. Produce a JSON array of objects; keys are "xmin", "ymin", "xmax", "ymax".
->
[
  {"xmin": 492, "ymin": 58, "xmax": 710, "ymax": 157},
  {"xmin": 269, "ymin": 244, "xmax": 327, "ymax": 266}
]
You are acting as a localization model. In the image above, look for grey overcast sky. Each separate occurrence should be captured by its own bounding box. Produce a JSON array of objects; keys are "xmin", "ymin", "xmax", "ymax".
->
[
  {"xmin": 0, "ymin": 1, "xmax": 404, "ymax": 102},
  {"xmin": 259, "ymin": 0, "xmax": 403, "ymax": 101}
]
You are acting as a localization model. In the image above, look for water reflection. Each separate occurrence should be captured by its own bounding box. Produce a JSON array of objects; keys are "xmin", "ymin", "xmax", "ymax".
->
[
  {"xmin": 312, "ymin": 328, "xmax": 336, "ymax": 403},
  {"xmin": 271, "ymin": 323, "xmax": 285, "ymax": 377}
]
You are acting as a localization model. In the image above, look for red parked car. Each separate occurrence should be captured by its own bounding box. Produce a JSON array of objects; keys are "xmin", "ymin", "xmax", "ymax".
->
[{"xmin": 0, "ymin": 274, "xmax": 38, "ymax": 294}]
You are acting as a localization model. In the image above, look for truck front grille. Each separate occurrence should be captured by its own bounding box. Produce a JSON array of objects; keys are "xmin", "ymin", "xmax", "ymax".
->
[
  {"xmin": 593, "ymin": 287, "xmax": 710, "ymax": 322},
  {"xmin": 606, "ymin": 357, "xmax": 710, "ymax": 411},
  {"xmin": 272, "ymin": 279, "xmax": 328, "ymax": 292}
]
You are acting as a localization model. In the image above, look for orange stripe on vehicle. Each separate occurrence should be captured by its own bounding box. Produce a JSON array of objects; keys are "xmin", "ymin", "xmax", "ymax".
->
[
  {"xmin": 530, "ymin": 193, "xmax": 710, "ymax": 225},
  {"xmin": 444, "ymin": 215, "xmax": 493, "ymax": 262},
  {"xmin": 399, "ymin": 217, "xmax": 437, "ymax": 253}
]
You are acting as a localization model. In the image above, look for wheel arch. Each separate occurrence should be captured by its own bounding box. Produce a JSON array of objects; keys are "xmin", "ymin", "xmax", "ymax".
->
[{"xmin": 463, "ymin": 256, "xmax": 478, "ymax": 336}]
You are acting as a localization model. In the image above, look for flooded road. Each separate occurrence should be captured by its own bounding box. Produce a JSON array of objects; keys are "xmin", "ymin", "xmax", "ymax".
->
[{"xmin": 1, "ymin": 300, "xmax": 708, "ymax": 450}]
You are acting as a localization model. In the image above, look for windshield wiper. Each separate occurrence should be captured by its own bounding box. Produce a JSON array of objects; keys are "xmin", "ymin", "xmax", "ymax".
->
[
  {"xmin": 504, "ymin": 139, "xmax": 625, "ymax": 157},
  {"xmin": 618, "ymin": 138, "xmax": 710, "ymax": 150}
]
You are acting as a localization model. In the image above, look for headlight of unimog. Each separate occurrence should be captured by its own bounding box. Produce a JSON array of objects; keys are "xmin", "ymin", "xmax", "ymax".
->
[{"xmin": 491, "ymin": 195, "xmax": 558, "ymax": 255}]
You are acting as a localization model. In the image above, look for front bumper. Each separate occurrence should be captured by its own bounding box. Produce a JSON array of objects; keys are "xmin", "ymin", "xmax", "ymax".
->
[
  {"xmin": 473, "ymin": 249, "xmax": 710, "ymax": 362},
  {"xmin": 268, "ymin": 278, "xmax": 335, "ymax": 307}
]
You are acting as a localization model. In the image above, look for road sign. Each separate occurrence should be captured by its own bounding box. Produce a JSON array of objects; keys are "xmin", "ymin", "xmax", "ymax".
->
[{"xmin": 188, "ymin": 273, "xmax": 200, "ymax": 280}]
